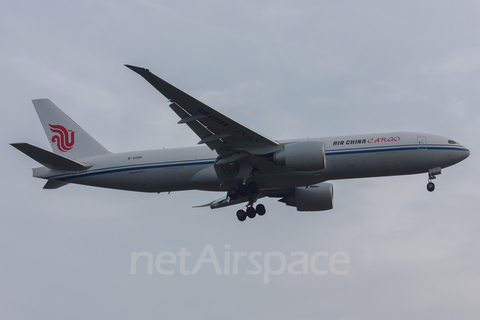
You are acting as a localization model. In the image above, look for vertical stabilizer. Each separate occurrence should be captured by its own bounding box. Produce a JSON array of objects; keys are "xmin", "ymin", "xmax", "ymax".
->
[{"xmin": 33, "ymin": 99, "xmax": 110, "ymax": 159}]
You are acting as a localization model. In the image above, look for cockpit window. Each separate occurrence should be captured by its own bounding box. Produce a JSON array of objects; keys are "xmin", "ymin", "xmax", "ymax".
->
[{"xmin": 448, "ymin": 140, "xmax": 459, "ymax": 144}]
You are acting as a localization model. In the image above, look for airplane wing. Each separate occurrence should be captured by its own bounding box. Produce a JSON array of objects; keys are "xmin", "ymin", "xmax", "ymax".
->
[{"xmin": 125, "ymin": 65, "xmax": 279, "ymax": 155}]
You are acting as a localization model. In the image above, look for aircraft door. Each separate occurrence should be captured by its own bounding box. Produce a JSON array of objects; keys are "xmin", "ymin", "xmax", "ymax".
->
[{"xmin": 417, "ymin": 136, "xmax": 427, "ymax": 150}]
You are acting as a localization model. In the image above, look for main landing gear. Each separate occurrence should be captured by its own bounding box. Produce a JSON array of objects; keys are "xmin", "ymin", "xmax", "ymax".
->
[
  {"xmin": 236, "ymin": 204, "xmax": 266, "ymax": 221},
  {"xmin": 228, "ymin": 182, "xmax": 266, "ymax": 221},
  {"xmin": 426, "ymin": 167, "xmax": 441, "ymax": 192},
  {"xmin": 228, "ymin": 181, "xmax": 258, "ymax": 200}
]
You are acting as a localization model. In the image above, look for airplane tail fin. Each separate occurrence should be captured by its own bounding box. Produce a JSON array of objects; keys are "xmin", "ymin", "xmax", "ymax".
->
[{"xmin": 32, "ymin": 99, "xmax": 110, "ymax": 159}]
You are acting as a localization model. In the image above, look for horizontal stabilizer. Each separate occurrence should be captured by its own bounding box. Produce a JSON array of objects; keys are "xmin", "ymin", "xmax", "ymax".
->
[
  {"xmin": 11, "ymin": 143, "xmax": 91, "ymax": 171},
  {"xmin": 43, "ymin": 180, "xmax": 69, "ymax": 189}
]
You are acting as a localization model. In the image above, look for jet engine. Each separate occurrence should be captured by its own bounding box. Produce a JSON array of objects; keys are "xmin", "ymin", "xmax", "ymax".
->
[
  {"xmin": 280, "ymin": 183, "xmax": 333, "ymax": 211},
  {"xmin": 273, "ymin": 141, "xmax": 326, "ymax": 171}
]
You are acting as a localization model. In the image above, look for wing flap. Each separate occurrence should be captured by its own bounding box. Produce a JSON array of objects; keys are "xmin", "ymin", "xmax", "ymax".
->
[
  {"xmin": 194, "ymin": 194, "xmax": 267, "ymax": 209},
  {"xmin": 169, "ymin": 102, "xmax": 225, "ymax": 151}
]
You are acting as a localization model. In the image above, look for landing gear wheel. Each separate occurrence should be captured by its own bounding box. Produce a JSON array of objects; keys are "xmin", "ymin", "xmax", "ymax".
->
[
  {"xmin": 247, "ymin": 181, "xmax": 259, "ymax": 194},
  {"xmin": 246, "ymin": 206, "xmax": 256, "ymax": 218},
  {"xmin": 256, "ymin": 204, "xmax": 266, "ymax": 216},
  {"xmin": 236, "ymin": 210, "xmax": 246, "ymax": 221},
  {"xmin": 228, "ymin": 187, "xmax": 239, "ymax": 200},
  {"xmin": 427, "ymin": 182, "xmax": 435, "ymax": 192},
  {"xmin": 238, "ymin": 184, "xmax": 249, "ymax": 197}
]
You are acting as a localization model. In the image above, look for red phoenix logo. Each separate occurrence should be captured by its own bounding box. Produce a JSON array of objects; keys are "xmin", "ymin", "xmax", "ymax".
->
[{"xmin": 49, "ymin": 124, "xmax": 75, "ymax": 152}]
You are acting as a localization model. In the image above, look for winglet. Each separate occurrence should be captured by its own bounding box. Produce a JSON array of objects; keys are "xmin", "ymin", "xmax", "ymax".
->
[
  {"xmin": 124, "ymin": 64, "xmax": 150, "ymax": 74},
  {"xmin": 124, "ymin": 64, "xmax": 194, "ymax": 104}
]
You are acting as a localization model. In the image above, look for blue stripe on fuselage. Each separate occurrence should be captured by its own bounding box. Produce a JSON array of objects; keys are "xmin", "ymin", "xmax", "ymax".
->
[
  {"xmin": 52, "ymin": 158, "xmax": 217, "ymax": 181},
  {"xmin": 49, "ymin": 144, "xmax": 468, "ymax": 181},
  {"xmin": 326, "ymin": 144, "xmax": 469, "ymax": 156}
]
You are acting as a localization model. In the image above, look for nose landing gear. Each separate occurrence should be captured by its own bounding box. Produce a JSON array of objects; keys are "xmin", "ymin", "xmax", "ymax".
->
[
  {"xmin": 426, "ymin": 167, "xmax": 441, "ymax": 192},
  {"xmin": 427, "ymin": 181, "xmax": 435, "ymax": 192}
]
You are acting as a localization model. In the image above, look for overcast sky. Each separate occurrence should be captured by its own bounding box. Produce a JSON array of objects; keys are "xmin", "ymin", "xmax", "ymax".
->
[{"xmin": 1, "ymin": 1, "xmax": 479, "ymax": 319}]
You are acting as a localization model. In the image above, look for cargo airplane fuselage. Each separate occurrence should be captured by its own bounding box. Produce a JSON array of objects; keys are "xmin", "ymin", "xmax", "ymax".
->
[{"xmin": 30, "ymin": 132, "xmax": 468, "ymax": 193}]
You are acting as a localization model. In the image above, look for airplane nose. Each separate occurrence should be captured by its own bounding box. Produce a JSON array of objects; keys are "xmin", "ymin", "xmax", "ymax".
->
[
  {"xmin": 451, "ymin": 146, "xmax": 470, "ymax": 163},
  {"xmin": 461, "ymin": 147, "xmax": 470, "ymax": 161}
]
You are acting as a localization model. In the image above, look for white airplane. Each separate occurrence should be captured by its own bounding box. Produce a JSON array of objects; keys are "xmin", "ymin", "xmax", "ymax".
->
[{"xmin": 11, "ymin": 65, "xmax": 470, "ymax": 221}]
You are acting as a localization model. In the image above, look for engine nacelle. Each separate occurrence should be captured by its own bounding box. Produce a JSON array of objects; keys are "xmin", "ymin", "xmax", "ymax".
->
[
  {"xmin": 273, "ymin": 141, "xmax": 326, "ymax": 171},
  {"xmin": 281, "ymin": 183, "xmax": 333, "ymax": 211}
]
